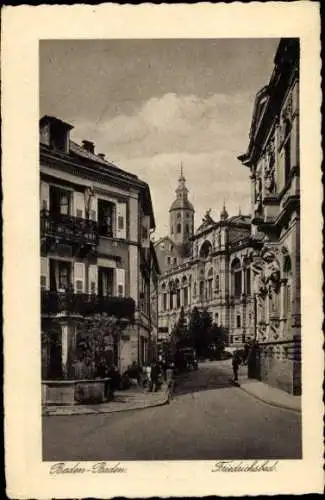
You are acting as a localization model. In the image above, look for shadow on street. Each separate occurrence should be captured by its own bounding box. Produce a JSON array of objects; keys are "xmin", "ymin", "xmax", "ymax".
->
[{"xmin": 173, "ymin": 360, "xmax": 236, "ymax": 397}]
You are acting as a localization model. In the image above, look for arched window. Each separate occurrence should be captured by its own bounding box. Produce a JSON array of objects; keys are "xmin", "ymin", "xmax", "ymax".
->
[
  {"xmin": 175, "ymin": 279, "xmax": 181, "ymax": 309},
  {"xmin": 199, "ymin": 240, "xmax": 212, "ymax": 258},
  {"xmin": 177, "ymin": 223, "xmax": 181, "ymax": 233},
  {"xmin": 161, "ymin": 283, "xmax": 167, "ymax": 312},
  {"xmin": 246, "ymin": 267, "xmax": 251, "ymax": 295},
  {"xmin": 215, "ymin": 274, "xmax": 220, "ymax": 293},
  {"xmin": 231, "ymin": 258, "xmax": 242, "ymax": 298},
  {"xmin": 207, "ymin": 268, "xmax": 213, "ymax": 301}
]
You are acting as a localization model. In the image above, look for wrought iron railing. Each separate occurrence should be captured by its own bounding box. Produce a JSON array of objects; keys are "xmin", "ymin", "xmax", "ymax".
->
[
  {"xmin": 41, "ymin": 290, "xmax": 135, "ymax": 320},
  {"xmin": 40, "ymin": 210, "xmax": 98, "ymax": 246}
]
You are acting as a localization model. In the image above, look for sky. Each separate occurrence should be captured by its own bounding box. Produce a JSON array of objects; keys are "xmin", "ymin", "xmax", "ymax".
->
[{"xmin": 40, "ymin": 38, "xmax": 280, "ymax": 238}]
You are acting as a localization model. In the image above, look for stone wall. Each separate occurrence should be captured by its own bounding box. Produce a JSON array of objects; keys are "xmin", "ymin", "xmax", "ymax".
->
[{"xmin": 258, "ymin": 338, "xmax": 301, "ymax": 395}]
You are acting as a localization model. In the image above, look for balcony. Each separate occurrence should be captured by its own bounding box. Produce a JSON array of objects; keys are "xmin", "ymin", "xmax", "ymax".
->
[
  {"xmin": 41, "ymin": 290, "xmax": 135, "ymax": 321},
  {"xmin": 40, "ymin": 210, "xmax": 98, "ymax": 249}
]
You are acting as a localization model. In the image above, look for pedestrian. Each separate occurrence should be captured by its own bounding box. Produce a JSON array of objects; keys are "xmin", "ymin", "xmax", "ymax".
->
[
  {"xmin": 150, "ymin": 360, "xmax": 159, "ymax": 392},
  {"xmin": 160, "ymin": 356, "xmax": 167, "ymax": 381},
  {"xmin": 232, "ymin": 343, "xmax": 250, "ymax": 385}
]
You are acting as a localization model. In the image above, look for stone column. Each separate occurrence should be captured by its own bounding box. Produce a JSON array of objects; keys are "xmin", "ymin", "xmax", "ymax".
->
[{"xmin": 61, "ymin": 322, "xmax": 69, "ymax": 378}]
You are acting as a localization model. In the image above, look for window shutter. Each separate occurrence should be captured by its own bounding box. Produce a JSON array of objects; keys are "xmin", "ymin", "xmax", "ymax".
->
[
  {"xmin": 88, "ymin": 264, "xmax": 98, "ymax": 295},
  {"xmin": 116, "ymin": 202, "xmax": 127, "ymax": 239},
  {"xmin": 115, "ymin": 268, "xmax": 125, "ymax": 297},
  {"xmin": 142, "ymin": 215, "xmax": 150, "ymax": 248},
  {"xmin": 74, "ymin": 262, "xmax": 85, "ymax": 293},
  {"xmin": 73, "ymin": 192, "xmax": 85, "ymax": 219},
  {"xmin": 89, "ymin": 196, "xmax": 97, "ymax": 221},
  {"xmin": 40, "ymin": 182, "xmax": 49, "ymax": 211},
  {"xmin": 40, "ymin": 257, "xmax": 49, "ymax": 290}
]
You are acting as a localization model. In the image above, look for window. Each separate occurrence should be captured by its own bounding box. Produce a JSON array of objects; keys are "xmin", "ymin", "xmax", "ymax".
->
[
  {"xmin": 215, "ymin": 275, "xmax": 220, "ymax": 293},
  {"xmin": 183, "ymin": 287, "xmax": 188, "ymax": 307},
  {"xmin": 98, "ymin": 268, "xmax": 114, "ymax": 297},
  {"xmin": 98, "ymin": 199, "xmax": 114, "ymax": 237},
  {"xmin": 177, "ymin": 212, "xmax": 181, "ymax": 219},
  {"xmin": 163, "ymin": 293, "xmax": 167, "ymax": 311},
  {"xmin": 50, "ymin": 186, "xmax": 71, "ymax": 217},
  {"xmin": 177, "ymin": 223, "xmax": 181, "ymax": 233},
  {"xmin": 200, "ymin": 240, "xmax": 212, "ymax": 258},
  {"xmin": 58, "ymin": 262, "xmax": 70, "ymax": 291},
  {"xmin": 185, "ymin": 224, "xmax": 189, "ymax": 234},
  {"xmin": 173, "ymin": 257, "xmax": 177, "ymax": 265},
  {"xmin": 169, "ymin": 292, "xmax": 174, "ymax": 310},
  {"xmin": 207, "ymin": 279, "xmax": 213, "ymax": 301},
  {"xmin": 118, "ymin": 284, "xmax": 124, "ymax": 297},
  {"xmin": 236, "ymin": 314, "xmax": 241, "ymax": 328},
  {"xmin": 167, "ymin": 257, "xmax": 171, "ymax": 265},
  {"xmin": 119, "ymin": 216, "xmax": 125, "ymax": 230},
  {"xmin": 215, "ymin": 312, "xmax": 219, "ymax": 324},
  {"xmin": 199, "ymin": 281, "xmax": 205, "ymax": 300},
  {"xmin": 246, "ymin": 268, "xmax": 251, "ymax": 295},
  {"xmin": 176, "ymin": 289, "xmax": 181, "ymax": 309},
  {"xmin": 231, "ymin": 259, "xmax": 242, "ymax": 298}
]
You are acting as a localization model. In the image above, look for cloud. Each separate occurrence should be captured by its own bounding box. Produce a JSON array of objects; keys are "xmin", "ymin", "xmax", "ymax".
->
[{"xmin": 71, "ymin": 92, "xmax": 254, "ymax": 236}]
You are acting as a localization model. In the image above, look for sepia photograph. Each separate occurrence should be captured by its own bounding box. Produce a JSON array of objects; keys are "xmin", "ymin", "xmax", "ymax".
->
[{"xmin": 40, "ymin": 37, "xmax": 302, "ymax": 461}]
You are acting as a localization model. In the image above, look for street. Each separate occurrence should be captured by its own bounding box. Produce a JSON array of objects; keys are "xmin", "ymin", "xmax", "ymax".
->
[{"xmin": 43, "ymin": 360, "xmax": 302, "ymax": 461}]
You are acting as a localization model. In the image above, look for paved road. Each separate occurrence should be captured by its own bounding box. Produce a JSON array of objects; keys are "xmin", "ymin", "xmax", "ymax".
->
[{"xmin": 43, "ymin": 360, "xmax": 302, "ymax": 461}]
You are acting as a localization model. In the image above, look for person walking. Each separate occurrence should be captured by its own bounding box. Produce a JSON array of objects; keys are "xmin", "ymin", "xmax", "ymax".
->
[
  {"xmin": 232, "ymin": 343, "xmax": 250, "ymax": 385},
  {"xmin": 150, "ymin": 360, "xmax": 159, "ymax": 392}
]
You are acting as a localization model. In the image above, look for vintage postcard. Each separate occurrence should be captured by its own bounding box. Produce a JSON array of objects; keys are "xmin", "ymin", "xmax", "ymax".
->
[{"xmin": 2, "ymin": 3, "xmax": 323, "ymax": 498}]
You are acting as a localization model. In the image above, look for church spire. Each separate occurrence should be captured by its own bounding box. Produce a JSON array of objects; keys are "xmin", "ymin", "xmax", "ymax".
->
[{"xmin": 220, "ymin": 200, "xmax": 228, "ymax": 221}]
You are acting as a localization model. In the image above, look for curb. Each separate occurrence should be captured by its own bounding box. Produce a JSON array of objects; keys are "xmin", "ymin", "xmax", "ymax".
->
[
  {"xmin": 239, "ymin": 384, "xmax": 301, "ymax": 414},
  {"xmin": 43, "ymin": 390, "xmax": 170, "ymax": 417}
]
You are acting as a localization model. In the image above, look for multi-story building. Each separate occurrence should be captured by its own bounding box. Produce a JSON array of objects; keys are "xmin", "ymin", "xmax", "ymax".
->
[
  {"xmin": 238, "ymin": 38, "xmax": 301, "ymax": 394},
  {"xmin": 155, "ymin": 170, "xmax": 254, "ymax": 346},
  {"xmin": 40, "ymin": 115, "xmax": 158, "ymax": 379}
]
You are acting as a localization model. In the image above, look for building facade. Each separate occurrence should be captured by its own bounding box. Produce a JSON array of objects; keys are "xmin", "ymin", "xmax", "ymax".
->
[
  {"xmin": 156, "ymin": 39, "xmax": 301, "ymax": 395},
  {"xmin": 155, "ymin": 172, "xmax": 254, "ymax": 346},
  {"xmin": 40, "ymin": 116, "xmax": 158, "ymax": 379},
  {"xmin": 238, "ymin": 38, "xmax": 301, "ymax": 394}
]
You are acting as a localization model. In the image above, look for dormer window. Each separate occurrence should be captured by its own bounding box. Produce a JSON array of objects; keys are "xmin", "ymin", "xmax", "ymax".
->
[{"xmin": 40, "ymin": 116, "xmax": 73, "ymax": 153}]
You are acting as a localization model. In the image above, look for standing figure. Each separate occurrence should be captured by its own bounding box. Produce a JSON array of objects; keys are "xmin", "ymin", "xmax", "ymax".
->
[
  {"xmin": 150, "ymin": 360, "xmax": 160, "ymax": 392},
  {"xmin": 232, "ymin": 343, "xmax": 250, "ymax": 385}
]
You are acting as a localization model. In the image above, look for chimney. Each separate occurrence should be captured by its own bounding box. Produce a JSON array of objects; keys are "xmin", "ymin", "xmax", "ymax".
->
[
  {"xmin": 98, "ymin": 153, "xmax": 105, "ymax": 160},
  {"xmin": 82, "ymin": 140, "xmax": 95, "ymax": 154}
]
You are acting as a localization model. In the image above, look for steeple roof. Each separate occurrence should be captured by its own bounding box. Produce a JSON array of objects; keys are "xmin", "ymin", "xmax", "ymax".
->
[{"xmin": 169, "ymin": 163, "xmax": 194, "ymax": 212}]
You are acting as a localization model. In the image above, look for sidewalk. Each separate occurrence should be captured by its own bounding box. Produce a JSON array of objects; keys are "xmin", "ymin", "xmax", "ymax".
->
[
  {"xmin": 43, "ymin": 382, "xmax": 172, "ymax": 417},
  {"xmin": 239, "ymin": 379, "xmax": 301, "ymax": 413}
]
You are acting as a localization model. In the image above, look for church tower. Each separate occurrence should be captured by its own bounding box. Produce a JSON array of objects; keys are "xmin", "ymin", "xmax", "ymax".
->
[{"xmin": 169, "ymin": 164, "xmax": 195, "ymax": 249}]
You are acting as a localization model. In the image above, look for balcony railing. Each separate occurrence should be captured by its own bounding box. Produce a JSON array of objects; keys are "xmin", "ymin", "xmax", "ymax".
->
[
  {"xmin": 40, "ymin": 210, "xmax": 98, "ymax": 246},
  {"xmin": 41, "ymin": 290, "xmax": 135, "ymax": 320}
]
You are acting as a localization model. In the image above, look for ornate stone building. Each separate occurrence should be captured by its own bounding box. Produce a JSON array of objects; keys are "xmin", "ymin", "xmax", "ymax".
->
[
  {"xmin": 40, "ymin": 115, "xmax": 159, "ymax": 379},
  {"xmin": 238, "ymin": 38, "xmax": 300, "ymax": 394},
  {"xmin": 155, "ymin": 170, "xmax": 254, "ymax": 346}
]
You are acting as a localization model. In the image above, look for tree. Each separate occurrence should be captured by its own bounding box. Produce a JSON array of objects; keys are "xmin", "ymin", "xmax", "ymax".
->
[
  {"xmin": 208, "ymin": 323, "xmax": 227, "ymax": 359},
  {"xmin": 173, "ymin": 306, "xmax": 190, "ymax": 348},
  {"xmin": 74, "ymin": 314, "xmax": 124, "ymax": 379},
  {"xmin": 188, "ymin": 307, "xmax": 202, "ymax": 356}
]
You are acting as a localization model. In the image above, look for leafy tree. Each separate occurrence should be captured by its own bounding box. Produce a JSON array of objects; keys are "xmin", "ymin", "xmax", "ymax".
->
[
  {"xmin": 188, "ymin": 307, "xmax": 203, "ymax": 356},
  {"xmin": 173, "ymin": 306, "xmax": 190, "ymax": 348},
  {"xmin": 73, "ymin": 313, "xmax": 123, "ymax": 379},
  {"xmin": 208, "ymin": 323, "xmax": 227, "ymax": 359}
]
